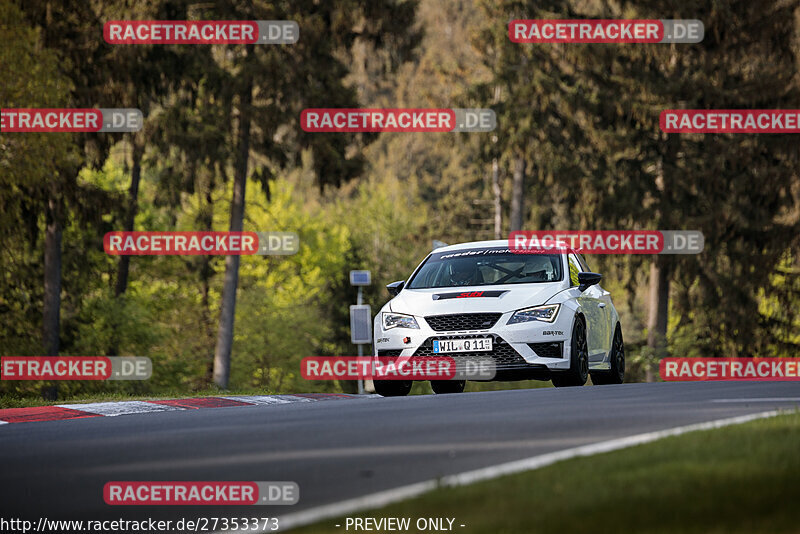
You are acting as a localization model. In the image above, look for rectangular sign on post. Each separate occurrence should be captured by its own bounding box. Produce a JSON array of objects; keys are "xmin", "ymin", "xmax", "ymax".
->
[
  {"xmin": 349, "ymin": 305, "xmax": 372, "ymax": 344},
  {"xmin": 349, "ymin": 270, "xmax": 371, "ymax": 286}
]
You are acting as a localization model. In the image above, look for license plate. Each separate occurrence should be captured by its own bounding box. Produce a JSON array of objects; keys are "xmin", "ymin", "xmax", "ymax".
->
[{"xmin": 432, "ymin": 338, "xmax": 492, "ymax": 353}]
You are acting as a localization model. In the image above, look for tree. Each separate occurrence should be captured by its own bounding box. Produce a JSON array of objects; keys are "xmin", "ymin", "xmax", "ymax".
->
[
  {"xmin": 603, "ymin": 0, "xmax": 800, "ymax": 362},
  {"xmin": 18, "ymin": 1, "xmax": 127, "ymax": 363},
  {"xmin": 93, "ymin": 0, "xmax": 190, "ymax": 354},
  {"xmin": 205, "ymin": 0, "xmax": 421, "ymax": 388},
  {"xmin": 469, "ymin": 0, "xmax": 800, "ymax": 373},
  {"xmin": 0, "ymin": 0, "xmax": 76, "ymax": 358}
]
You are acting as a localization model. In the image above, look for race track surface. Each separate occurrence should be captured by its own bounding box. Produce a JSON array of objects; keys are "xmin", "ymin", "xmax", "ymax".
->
[{"xmin": 2, "ymin": 382, "xmax": 799, "ymax": 528}]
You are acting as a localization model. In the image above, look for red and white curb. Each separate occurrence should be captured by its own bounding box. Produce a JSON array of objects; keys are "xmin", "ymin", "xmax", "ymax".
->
[{"xmin": 0, "ymin": 393, "xmax": 376, "ymax": 425}]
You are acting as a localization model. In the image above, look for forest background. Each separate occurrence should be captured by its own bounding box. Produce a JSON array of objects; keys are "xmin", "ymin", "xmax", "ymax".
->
[{"xmin": 1, "ymin": 0, "xmax": 799, "ymax": 401}]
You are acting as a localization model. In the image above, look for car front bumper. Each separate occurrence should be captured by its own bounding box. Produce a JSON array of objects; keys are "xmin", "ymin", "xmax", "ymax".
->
[{"xmin": 373, "ymin": 310, "xmax": 575, "ymax": 376}]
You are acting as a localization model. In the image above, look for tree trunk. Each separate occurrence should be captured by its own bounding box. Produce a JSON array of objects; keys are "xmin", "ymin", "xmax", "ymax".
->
[
  {"xmin": 509, "ymin": 153, "xmax": 525, "ymax": 231},
  {"xmin": 43, "ymin": 195, "xmax": 62, "ymax": 356},
  {"xmin": 42, "ymin": 192, "xmax": 63, "ymax": 401},
  {"xmin": 646, "ymin": 256, "xmax": 670, "ymax": 381},
  {"xmin": 108, "ymin": 138, "xmax": 143, "ymax": 356},
  {"xmin": 645, "ymin": 118, "xmax": 679, "ymax": 381},
  {"xmin": 199, "ymin": 167, "xmax": 216, "ymax": 384},
  {"xmin": 213, "ymin": 64, "xmax": 253, "ymax": 389},
  {"xmin": 114, "ymin": 137, "xmax": 143, "ymax": 298}
]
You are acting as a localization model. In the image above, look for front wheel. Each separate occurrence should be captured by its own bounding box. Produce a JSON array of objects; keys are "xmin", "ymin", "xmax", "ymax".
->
[
  {"xmin": 430, "ymin": 380, "xmax": 466, "ymax": 394},
  {"xmin": 374, "ymin": 380, "xmax": 412, "ymax": 397},
  {"xmin": 551, "ymin": 316, "xmax": 589, "ymax": 388},
  {"xmin": 591, "ymin": 325, "xmax": 625, "ymax": 385}
]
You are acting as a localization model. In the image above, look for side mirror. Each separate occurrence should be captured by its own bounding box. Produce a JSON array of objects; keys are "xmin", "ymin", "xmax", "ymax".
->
[
  {"xmin": 386, "ymin": 280, "xmax": 405, "ymax": 296},
  {"xmin": 578, "ymin": 272, "xmax": 602, "ymax": 292}
]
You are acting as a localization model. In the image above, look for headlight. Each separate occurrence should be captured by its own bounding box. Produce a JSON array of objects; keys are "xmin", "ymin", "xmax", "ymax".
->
[
  {"xmin": 507, "ymin": 304, "xmax": 560, "ymax": 324},
  {"xmin": 383, "ymin": 312, "xmax": 419, "ymax": 330}
]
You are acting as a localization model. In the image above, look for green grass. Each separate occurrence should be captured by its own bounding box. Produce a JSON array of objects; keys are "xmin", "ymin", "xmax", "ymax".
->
[{"xmin": 294, "ymin": 411, "xmax": 800, "ymax": 534}]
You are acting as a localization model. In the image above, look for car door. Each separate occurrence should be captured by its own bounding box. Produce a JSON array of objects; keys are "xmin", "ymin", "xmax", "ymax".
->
[
  {"xmin": 576, "ymin": 253, "xmax": 613, "ymax": 359},
  {"xmin": 569, "ymin": 253, "xmax": 606, "ymax": 362}
]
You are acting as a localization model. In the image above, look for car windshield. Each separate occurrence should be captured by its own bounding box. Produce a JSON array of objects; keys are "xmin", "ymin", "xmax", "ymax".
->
[{"xmin": 407, "ymin": 248, "xmax": 563, "ymax": 289}]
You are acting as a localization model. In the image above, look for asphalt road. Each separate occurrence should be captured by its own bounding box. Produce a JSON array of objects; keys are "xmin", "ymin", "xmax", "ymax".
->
[{"xmin": 2, "ymin": 382, "xmax": 799, "ymax": 529}]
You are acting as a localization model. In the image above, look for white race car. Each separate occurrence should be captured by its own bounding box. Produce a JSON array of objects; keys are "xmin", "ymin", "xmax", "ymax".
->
[{"xmin": 372, "ymin": 240, "xmax": 625, "ymax": 396}]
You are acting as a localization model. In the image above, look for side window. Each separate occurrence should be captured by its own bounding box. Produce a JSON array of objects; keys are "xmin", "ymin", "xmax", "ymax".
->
[
  {"xmin": 568, "ymin": 254, "xmax": 582, "ymax": 286},
  {"xmin": 577, "ymin": 253, "xmax": 590, "ymax": 272}
]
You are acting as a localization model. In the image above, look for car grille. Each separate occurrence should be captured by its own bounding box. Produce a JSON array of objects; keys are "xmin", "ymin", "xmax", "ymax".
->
[
  {"xmin": 412, "ymin": 334, "xmax": 528, "ymax": 368},
  {"xmin": 528, "ymin": 342, "xmax": 564, "ymax": 359},
  {"xmin": 424, "ymin": 313, "xmax": 502, "ymax": 332},
  {"xmin": 377, "ymin": 349, "xmax": 403, "ymax": 357}
]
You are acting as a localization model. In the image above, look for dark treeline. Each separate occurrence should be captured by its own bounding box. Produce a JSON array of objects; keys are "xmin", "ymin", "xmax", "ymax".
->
[{"xmin": 1, "ymin": 0, "xmax": 799, "ymax": 401}]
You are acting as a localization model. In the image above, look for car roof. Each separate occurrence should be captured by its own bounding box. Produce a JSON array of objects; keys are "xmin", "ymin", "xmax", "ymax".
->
[{"xmin": 433, "ymin": 239, "xmax": 573, "ymax": 255}]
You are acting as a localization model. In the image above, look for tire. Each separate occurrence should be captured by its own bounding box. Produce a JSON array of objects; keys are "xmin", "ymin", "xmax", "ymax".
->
[
  {"xmin": 551, "ymin": 316, "xmax": 589, "ymax": 388},
  {"xmin": 591, "ymin": 325, "xmax": 625, "ymax": 385},
  {"xmin": 430, "ymin": 380, "xmax": 466, "ymax": 394},
  {"xmin": 374, "ymin": 380, "xmax": 413, "ymax": 397}
]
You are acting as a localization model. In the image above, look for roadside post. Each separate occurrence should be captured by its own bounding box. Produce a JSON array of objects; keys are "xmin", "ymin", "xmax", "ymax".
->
[{"xmin": 349, "ymin": 270, "xmax": 372, "ymax": 394}]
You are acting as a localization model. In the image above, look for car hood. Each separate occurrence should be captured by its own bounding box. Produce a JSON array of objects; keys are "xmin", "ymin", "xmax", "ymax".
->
[{"xmin": 389, "ymin": 282, "xmax": 568, "ymax": 315}]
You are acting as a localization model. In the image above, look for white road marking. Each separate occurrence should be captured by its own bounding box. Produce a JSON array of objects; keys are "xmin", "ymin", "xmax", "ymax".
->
[
  {"xmin": 224, "ymin": 394, "xmax": 378, "ymax": 404},
  {"xmin": 280, "ymin": 396, "xmax": 317, "ymax": 403},
  {"xmin": 55, "ymin": 401, "xmax": 183, "ymax": 416},
  {"xmin": 712, "ymin": 398, "xmax": 800, "ymax": 403},
  {"xmin": 222, "ymin": 395, "xmax": 296, "ymax": 405},
  {"xmin": 250, "ymin": 410, "xmax": 782, "ymax": 533}
]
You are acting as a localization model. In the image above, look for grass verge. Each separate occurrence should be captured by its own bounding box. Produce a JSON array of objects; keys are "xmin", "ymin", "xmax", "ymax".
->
[{"xmin": 293, "ymin": 411, "xmax": 800, "ymax": 534}]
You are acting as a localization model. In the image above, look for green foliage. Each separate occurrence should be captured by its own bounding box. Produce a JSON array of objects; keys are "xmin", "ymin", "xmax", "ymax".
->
[
  {"xmin": 230, "ymin": 178, "xmax": 352, "ymax": 391},
  {"xmin": 3, "ymin": 0, "xmax": 800, "ymax": 404},
  {"xmin": 0, "ymin": 0, "xmax": 78, "ymax": 357},
  {"xmin": 469, "ymin": 0, "xmax": 800, "ymax": 362}
]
